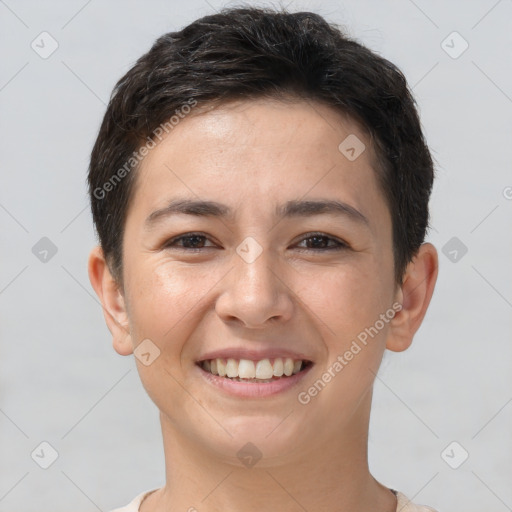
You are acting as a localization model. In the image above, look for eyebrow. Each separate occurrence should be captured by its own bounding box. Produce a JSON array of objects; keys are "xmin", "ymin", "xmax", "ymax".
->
[{"xmin": 145, "ymin": 197, "xmax": 370, "ymax": 228}]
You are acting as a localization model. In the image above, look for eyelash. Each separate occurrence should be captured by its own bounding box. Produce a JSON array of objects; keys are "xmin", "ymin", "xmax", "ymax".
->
[{"xmin": 163, "ymin": 232, "xmax": 348, "ymax": 253}]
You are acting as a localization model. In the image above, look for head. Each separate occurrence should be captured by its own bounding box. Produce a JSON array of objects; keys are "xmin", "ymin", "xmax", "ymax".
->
[{"xmin": 88, "ymin": 7, "xmax": 437, "ymax": 465}]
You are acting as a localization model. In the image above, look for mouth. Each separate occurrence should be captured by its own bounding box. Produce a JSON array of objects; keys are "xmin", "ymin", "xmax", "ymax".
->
[{"xmin": 197, "ymin": 357, "xmax": 312, "ymax": 381}]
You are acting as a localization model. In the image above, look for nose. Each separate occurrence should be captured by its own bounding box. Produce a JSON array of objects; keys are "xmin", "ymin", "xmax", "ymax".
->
[{"xmin": 215, "ymin": 243, "xmax": 294, "ymax": 329}]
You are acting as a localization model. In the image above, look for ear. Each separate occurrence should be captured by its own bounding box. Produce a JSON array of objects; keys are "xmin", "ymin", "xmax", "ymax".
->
[
  {"xmin": 88, "ymin": 246, "xmax": 134, "ymax": 356},
  {"xmin": 386, "ymin": 242, "xmax": 438, "ymax": 352}
]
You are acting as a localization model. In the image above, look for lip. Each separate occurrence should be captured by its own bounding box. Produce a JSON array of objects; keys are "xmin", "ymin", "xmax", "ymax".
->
[
  {"xmin": 196, "ymin": 347, "xmax": 313, "ymax": 363},
  {"xmin": 195, "ymin": 361, "xmax": 314, "ymax": 398}
]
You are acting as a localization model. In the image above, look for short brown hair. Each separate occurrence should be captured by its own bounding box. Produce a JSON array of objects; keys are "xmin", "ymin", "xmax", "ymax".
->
[{"xmin": 88, "ymin": 6, "xmax": 435, "ymax": 285}]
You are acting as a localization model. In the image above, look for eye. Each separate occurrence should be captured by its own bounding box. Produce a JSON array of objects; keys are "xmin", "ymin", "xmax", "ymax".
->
[
  {"xmin": 163, "ymin": 231, "xmax": 349, "ymax": 253},
  {"xmin": 163, "ymin": 232, "xmax": 215, "ymax": 252},
  {"xmin": 295, "ymin": 232, "xmax": 348, "ymax": 251}
]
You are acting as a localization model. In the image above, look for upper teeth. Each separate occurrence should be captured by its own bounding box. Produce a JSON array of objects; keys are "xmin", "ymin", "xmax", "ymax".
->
[{"xmin": 201, "ymin": 358, "xmax": 304, "ymax": 379}]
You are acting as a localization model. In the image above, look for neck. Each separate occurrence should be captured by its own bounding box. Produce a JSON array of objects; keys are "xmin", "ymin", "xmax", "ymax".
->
[{"xmin": 141, "ymin": 391, "xmax": 396, "ymax": 512}]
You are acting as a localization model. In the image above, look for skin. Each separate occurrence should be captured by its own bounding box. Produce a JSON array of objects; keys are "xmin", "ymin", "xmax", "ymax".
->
[{"xmin": 89, "ymin": 98, "xmax": 438, "ymax": 512}]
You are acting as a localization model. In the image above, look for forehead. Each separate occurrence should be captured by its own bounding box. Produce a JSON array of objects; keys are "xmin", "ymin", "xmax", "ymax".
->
[
  {"xmin": 129, "ymin": 98, "xmax": 387, "ymax": 227},
  {"xmin": 150, "ymin": 98, "xmax": 371, "ymax": 162}
]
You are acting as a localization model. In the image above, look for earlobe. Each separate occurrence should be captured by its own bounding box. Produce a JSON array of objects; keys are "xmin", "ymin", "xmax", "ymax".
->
[
  {"xmin": 88, "ymin": 246, "xmax": 134, "ymax": 356},
  {"xmin": 386, "ymin": 243, "xmax": 438, "ymax": 352}
]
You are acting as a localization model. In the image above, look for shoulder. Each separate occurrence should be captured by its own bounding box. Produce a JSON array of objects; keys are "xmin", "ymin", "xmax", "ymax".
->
[
  {"xmin": 107, "ymin": 489, "xmax": 159, "ymax": 512},
  {"xmin": 395, "ymin": 491, "xmax": 439, "ymax": 511},
  {"xmin": 107, "ymin": 488, "xmax": 437, "ymax": 512}
]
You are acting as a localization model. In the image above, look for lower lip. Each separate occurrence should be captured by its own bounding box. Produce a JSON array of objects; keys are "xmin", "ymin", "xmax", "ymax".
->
[{"xmin": 196, "ymin": 363, "xmax": 313, "ymax": 398}]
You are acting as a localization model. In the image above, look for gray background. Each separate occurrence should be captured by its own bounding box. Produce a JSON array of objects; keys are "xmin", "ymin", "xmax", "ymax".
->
[{"xmin": 1, "ymin": 0, "xmax": 511, "ymax": 510}]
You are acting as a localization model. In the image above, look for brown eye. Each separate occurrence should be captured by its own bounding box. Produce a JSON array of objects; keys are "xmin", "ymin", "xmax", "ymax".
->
[
  {"xmin": 296, "ymin": 233, "xmax": 348, "ymax": 251},
  {"xmin": 164, "ymin": 233, "xmax": 215, "ymax": 251}
]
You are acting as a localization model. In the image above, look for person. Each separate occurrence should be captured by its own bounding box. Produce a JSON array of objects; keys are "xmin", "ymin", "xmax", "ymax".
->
[{"xmin": 87, "ymin": 6, "xmax": 439, "ymax": 512}]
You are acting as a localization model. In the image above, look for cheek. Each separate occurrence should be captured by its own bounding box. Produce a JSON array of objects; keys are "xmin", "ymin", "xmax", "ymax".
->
[
  {"xmin": 125, "ymin": 258, "xmax": 207, "ymax": 342},
  {"xmin": 123, "ymin": 262, "xmax": 214, "ymax": 406},
  {"xmin": 292, "ymin": 265, "xmax": 393, "ymax": 417},
  {"xmin": 305, "ymin": 263, "xmax": 392, "ymax": 338},
  {"xmin": 310, "ymin": 263, "xmax": 393, "ymax": 387}
]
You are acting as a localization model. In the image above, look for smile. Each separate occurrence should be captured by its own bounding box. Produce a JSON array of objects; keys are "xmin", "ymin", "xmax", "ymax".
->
[
  {"xmin": 199, "ymin": 357, "xmax": 312, "ymax": 381},
  {"xmin": 196, "ymin": 357, "xmax": 314, "ymax": 397}
]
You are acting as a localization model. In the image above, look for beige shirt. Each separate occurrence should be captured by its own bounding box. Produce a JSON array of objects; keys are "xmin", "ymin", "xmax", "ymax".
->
[{"xmin": 109, "ymin": 488, "xmax": 439, "ymax": 511}]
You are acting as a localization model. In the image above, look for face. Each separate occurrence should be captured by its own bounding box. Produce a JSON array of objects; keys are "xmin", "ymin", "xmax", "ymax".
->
[{"xmin": 113, "ymin": 99, "xmax": 400, "ymax": 464}]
